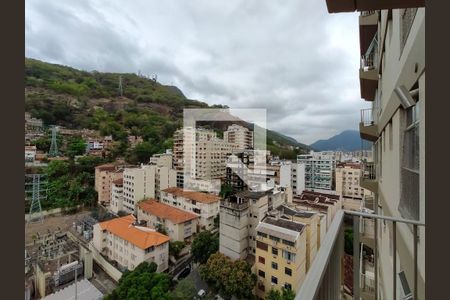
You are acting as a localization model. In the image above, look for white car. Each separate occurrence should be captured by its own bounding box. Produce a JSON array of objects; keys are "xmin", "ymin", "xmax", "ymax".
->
[{"xmin": 198, "ymin": 289, "xmax": 206, "ymax": 298}]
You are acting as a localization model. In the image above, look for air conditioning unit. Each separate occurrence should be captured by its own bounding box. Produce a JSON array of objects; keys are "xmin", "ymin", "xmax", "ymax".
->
[{"xmin": 398, "ymin": 271, "xmax": 413, "ymax": 300}]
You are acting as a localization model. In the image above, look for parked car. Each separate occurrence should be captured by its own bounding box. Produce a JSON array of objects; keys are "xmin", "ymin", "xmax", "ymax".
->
[
  {"xmin": 198, "ymin": 289, "xmax": 206, "ymax": 298},
  {"xmin": 177, "ymin": 266, "xmax": 191, "ymax": 280}
]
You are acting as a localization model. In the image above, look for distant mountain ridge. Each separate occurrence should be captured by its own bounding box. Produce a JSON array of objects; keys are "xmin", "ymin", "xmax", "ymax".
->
[{"xmin": 310, "ymin": 130, "xmax": 370, "ymax": 151}]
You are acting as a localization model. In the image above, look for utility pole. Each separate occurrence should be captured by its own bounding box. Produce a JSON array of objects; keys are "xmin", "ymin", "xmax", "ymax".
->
[
  {"xmin": 25, "ymin": 174, "xmax": 47, "ymax": 225},
  {"xmin": 118, "ymin": 76, "xmax": 123, "ymax": 97},
  {"xmin": 48, "ymin": 125, "xmax": 59, "ymax": 157}
]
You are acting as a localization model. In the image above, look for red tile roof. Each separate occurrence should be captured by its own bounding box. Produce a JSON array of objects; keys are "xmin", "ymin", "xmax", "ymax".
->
[
  {"xmin": 161, "ymin": 187, "xmax": 220, "ymax": 204},
  {"xmin": 138, "ymin": 199, "xmax": 199, "ymax": 224},
  {"xmin": 98, "ymin": 215, "xmax": 169, "ymax": 249}
]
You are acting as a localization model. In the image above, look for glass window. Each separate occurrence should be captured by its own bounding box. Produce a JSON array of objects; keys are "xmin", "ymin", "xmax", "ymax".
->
[
  {"xmin": 285, "ymin": 267, "xmax": 292, "ymax": 276},
  {"xmin": 271, "ymin": 262, "xmax": 278, "ymax": 270},
  {"xmin": 271, "ymin": 276, "xmax": 278, "ymax": 285},
  {"xmin": 258, "ymin": 256, "xmax": 265, "ymax": 264},
  {"xmin": 258, "ymin": 270, "xmax": 265, "ymax": 278},
  {"xmin": 272, "ymin": 247, "xmax": 278, "ymax": 255}
]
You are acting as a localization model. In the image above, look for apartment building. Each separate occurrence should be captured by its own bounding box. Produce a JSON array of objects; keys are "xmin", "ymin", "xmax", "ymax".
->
[
  {"xmin": 295, "ymin": 3, "xmax": 425, "ymax": 300},
  {"xmin": 173, "ymin": 127, "xmax": 237, "ymax": 181},
  {"xmin": 223, "ymin": 124, "xmax": 254, "ymax": 150},
  {"xmin": 273, "ymin": 205, "xmax": 320, "ymax": 272},
  {"xmin": 335, "ymin": 162, "xmax": 373, "ymax": 200},
  {"xmin": 137, "ymin": 199, "xmax": 199, "ymax": 242},
  {"xmin": 110, "ymin": 178, "xmax": 124, "ymax": 214},
  {"xmin": 219, "ymin": 187, "xmax": 291, "ymax": 261},
  {"xmin": 254, "ymin": 216, "xmax": 307, "ymax": 298},
  {"xmin": 122, "ymin": 164, "xmax": 177, "ymax": 213},
  {"xmin": 160, "ymin": 187, "xmax": 220, "ymax": 231},
  {"xmin": 291, "ymin": 162, "xmax": 306, "ymax": 196},
  {"xmin": 293, "ymin": 191, "xmax": 343, "ymax": 230},
  {"xmin": 92, "ymin": 215, "xmax": 169, "ymax": 272},
  {"xmin": 149, "ymin": 152, "xmax": 173, "ymax": 168},
  {"xmin": 95, "ymin": 164, "xmax": 124, "ymax": 205},
  {"xmin": 297, "ymin": 151, "xmax": 336, "ymax": 192}
]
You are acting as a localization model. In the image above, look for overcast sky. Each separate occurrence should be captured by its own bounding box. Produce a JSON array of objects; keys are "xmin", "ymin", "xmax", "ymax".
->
[{"xmin": 25, "ymin": 0, "xmax": 365, "ymax": 144}]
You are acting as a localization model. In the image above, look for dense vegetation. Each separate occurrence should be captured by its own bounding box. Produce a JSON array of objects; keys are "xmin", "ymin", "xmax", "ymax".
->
[
  {"xmin": 200, "ymin": 252, "xmax": 257, "ymax": 299},
  {"xmin": 104, "ymin": 262, "xmax": 172, "ymax": 300},
  {"xmin": 25, "ymin": 156, "xmax": 108, "ymax": 213},
  {"xmin": 191, "ymin": 231, "xmax": 219, "ymax": 264}
]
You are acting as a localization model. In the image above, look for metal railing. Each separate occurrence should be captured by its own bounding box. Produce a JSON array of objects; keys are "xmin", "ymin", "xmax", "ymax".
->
[
  {"xmin": 361, "ymin": 162, "xmax": 376, "ymax": 181},
  {"xmin": 361, "ymin": 11, "xmax": 377, "ymax": 17},
  {"xmin": 360, "ymin": 108, "xmax": 375, "ymax": 126},
  {"xmin": 361, "ymin": 36, "xmax": 378, "ymax": 70},
  {"xmin": 295, "ymin": 210, "xmax": 425, "ymax": 300}
]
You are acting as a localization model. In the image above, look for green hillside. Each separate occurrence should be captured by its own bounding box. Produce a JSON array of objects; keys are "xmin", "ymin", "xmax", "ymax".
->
[{"xmin": 25, "ymin": 58, "xmax": 308, "ymax": 161}]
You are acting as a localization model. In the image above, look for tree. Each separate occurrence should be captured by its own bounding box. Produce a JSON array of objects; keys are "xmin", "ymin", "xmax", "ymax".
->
[
  {"xmin": 171, "ymin": 277, "xmax": 197, "ymax": 300},
  {"xmin": 200, "ymin": 252, "xmax": 256, "ymax": 300},
  {"xmin": 191, "ymin": 231, "xmax": 219, "ymax": 264},
  {"xmin": 104, "ymin": 262, "xmax": 172, "ymax": 300},
  {"xmin": 267, "ymin": 288, "xmax": 296, "ymax": 300},
  {"xmin": 219, "ymin": 184, "xmax": 233, "ymax": 199},
  {"xmin": 66, "ymin": 136, "xmax": 86, "ymax": 158},
  {"xmin": 169, "ymin": 241, "xmax": 185, "ymax": 258}
]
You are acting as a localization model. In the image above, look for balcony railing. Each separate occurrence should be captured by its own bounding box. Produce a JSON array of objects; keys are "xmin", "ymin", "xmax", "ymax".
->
[
  {"xmin": 361, "ymin": 11, "xmax": 376, "ymax": 17},
  {"xmin": 361, "ymin": 36, "xmax": 378, "ymax": 71},
  {"xmin": 360, "ymin": 108, "xmax": 375, "ymax": 126},
  {"xmin": 361, "ymin": 162, "xmax": 376, "ymax": 181},
  {"xmin": 295, "ymin": 210, "xmax": 425, "ymax": 300}
]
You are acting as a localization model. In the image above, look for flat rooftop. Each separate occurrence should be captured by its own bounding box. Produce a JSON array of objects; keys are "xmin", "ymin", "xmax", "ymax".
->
[{"xmin": 277, "ymin": 205, "xmax": 316, "ymax": 218}]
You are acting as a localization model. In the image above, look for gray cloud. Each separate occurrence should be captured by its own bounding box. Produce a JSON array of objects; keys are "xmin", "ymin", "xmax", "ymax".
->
[{"xmin": 25, "ymin": 0, "xmax": 364, "ymax": 144}]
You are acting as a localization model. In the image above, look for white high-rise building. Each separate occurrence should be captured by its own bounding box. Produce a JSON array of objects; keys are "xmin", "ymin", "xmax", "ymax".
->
[
  {"xmin": 122, "ymin": 164, "xmax": 177, "ymax": 214},
  {"xmin": 297, "ymin": 151, "xmax": 336, "ymax": 192},
  {"xmin": 223, "ymin": 124, "xmax": 253, "ymax": 150}
]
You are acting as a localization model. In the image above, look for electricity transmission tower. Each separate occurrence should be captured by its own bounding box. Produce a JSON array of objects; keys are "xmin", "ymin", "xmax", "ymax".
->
[
  {"xmin": 25, "ymin": 174, "xmax": 47, "ymax": 225},
  {"xmin": 118, "ymin": 76, "xmax": 123, "ymax": 96},
  {"xmin": 48, "ymin": 125, "xmax": 59, "ymax": 157}
]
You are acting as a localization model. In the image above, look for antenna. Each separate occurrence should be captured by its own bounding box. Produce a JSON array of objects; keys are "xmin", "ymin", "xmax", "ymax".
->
[
  {"xmin": 25, "ymin": 174, "xmax": 47, "ymax": 225},
  {"xmin": 48, "ymin": 125, "xmax": 59, "ymax": 157},
  {"xmin": 118, "ymin": 76, "xmax": 123, "ymax": 96}
]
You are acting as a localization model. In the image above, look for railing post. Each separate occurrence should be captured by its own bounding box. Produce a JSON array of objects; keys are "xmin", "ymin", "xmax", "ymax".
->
[
  {"xmin": 393, "ymin": 221, "xmax": 397, "ymax": 300},
  {"xmin": 374, "ymin": 217, "xmax": 378, "ymax": 300},
  {"xmin": 353, "ymin": 215, "xmax": 360, "ymax": 300},
  {"xmin": 413, "ymin": 224, "xmax": 418, "ymax": 300}
]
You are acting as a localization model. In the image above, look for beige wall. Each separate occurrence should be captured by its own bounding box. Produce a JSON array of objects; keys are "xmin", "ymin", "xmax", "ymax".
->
[
  {"xmin": 93, "ymin": 224, "xmax": 169, "ymax": 272},
  {"xmin": 136, "ymin": 208, "xmax": 198, "ymax": 242},
  {"xmin": 95, "ymin": 168, "xmax": 122, "ymax": 204},
  {"xmin": 371, "ymin": 8, "xmax": 425, "ymax": 300}
]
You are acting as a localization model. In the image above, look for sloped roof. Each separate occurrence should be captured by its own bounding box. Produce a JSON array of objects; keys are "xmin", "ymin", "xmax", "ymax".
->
[{"xmin": 138, "ymin": 199, "xmax": 199, "ymax": 224}]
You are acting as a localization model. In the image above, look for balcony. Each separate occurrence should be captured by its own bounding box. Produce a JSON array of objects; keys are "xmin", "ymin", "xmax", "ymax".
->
[
  {"xmin": 359, "ymin": 11, "xmax": 378, "ymax": 56},
  {"xmin": 359, "ymin": 108, "xmax": 378, "ymax": 142},
  {"xmin": 360, "ymin": 162, "xmax": 378, "ymax": 193},
  {"xmin": 325, "ymin": 0, "xmax": 425, "ymax": 13},
  {"xmin": 360, "ymin": 37, "xmax": 378, "ymax": 101},
  {"xmin": 295, "ymin": 210, "xmax": 425, "ymax": 300}
]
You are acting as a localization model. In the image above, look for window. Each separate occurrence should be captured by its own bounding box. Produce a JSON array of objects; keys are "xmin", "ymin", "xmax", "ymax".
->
[
  {"xmin": 258, "ymin": 270, "xmax": 265, "ymax": 278},
  {"xmin": 258, "ymin": 256, "xmax": 265, "ymax": 264},
  {"xmin": 256, "ymin": 241, "xmax": 268, "ymax": 251},
  {"xmin": 285, "ymin": 267, "xmax": 292, "ymax": 276},
  {"xmin": 282, "ymin": 250, "xmax": 296, "ymax": 263},
  {"xmin": 400, "ymin": 8, "xmax": 418, "ymax": 55},
  {"xmin": 271, "ymin": 276, "xmax": 278, "ymax": 285},
  {"xmin": 269, "ymin": 235, "xmax": 280, "ymax": 242},
  {"xmin": 272, "ymin": 247, "xmax": 278, "ymax": 255},
  {"xmin": 271, "ymin": 262, "xmax": 278, "ymax": 270},
  {"xmin": 257, "ymin": 231, "xmax": 267, "ymax": 238},
  {"xmin": 282, "ymin": 239, "xmax": 295, "ymax": 247},
  {"xmin": 284, "ymin": 283, "xmax": 292, "ymax": 290},
  {"xmin": 399, "ymin": 100, "xmax": 420, "ymax": 220}
]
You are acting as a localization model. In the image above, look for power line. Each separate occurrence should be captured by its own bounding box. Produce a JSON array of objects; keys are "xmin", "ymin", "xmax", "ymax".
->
[
  {"xmin": 25, "ymin": 174, "xmax": 48, "ymax": 225},
  {"xmin": 49, "ymin": 125, "xmax": 59, "ymax": 157}
]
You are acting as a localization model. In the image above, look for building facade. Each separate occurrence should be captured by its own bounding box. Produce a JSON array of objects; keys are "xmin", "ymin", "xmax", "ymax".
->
[
  {"xmin": 122, "ymin": 164, "xmax": 177, "ymax": 214},
  {"xmin": 223, "ymin": 124, "xmax": 254, "ymax": 150},
  {"xmin": 335, "ymin": 162, "xmax": 373, "ymax": 200},
  {"xmin": 137, "ymin": 199, "xmax": 199, "ymax": 242},
  {"xmin": 254, "ymin": 216, "xmax": 307, "ymax": 298},
  {"xmin": 297, "ymin": 151, "xmax": 336, "ymax": 192},
  {"xmin": 92, "ymin": 215, "xmax": 170, "ymax": 272},
  {"xmin": 160, "ymin": 187, "xmax": 220, "ymax": 231},
  {"xmin": 95, "ymin": 164, "xmax": 124, "ymax": 205}
]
